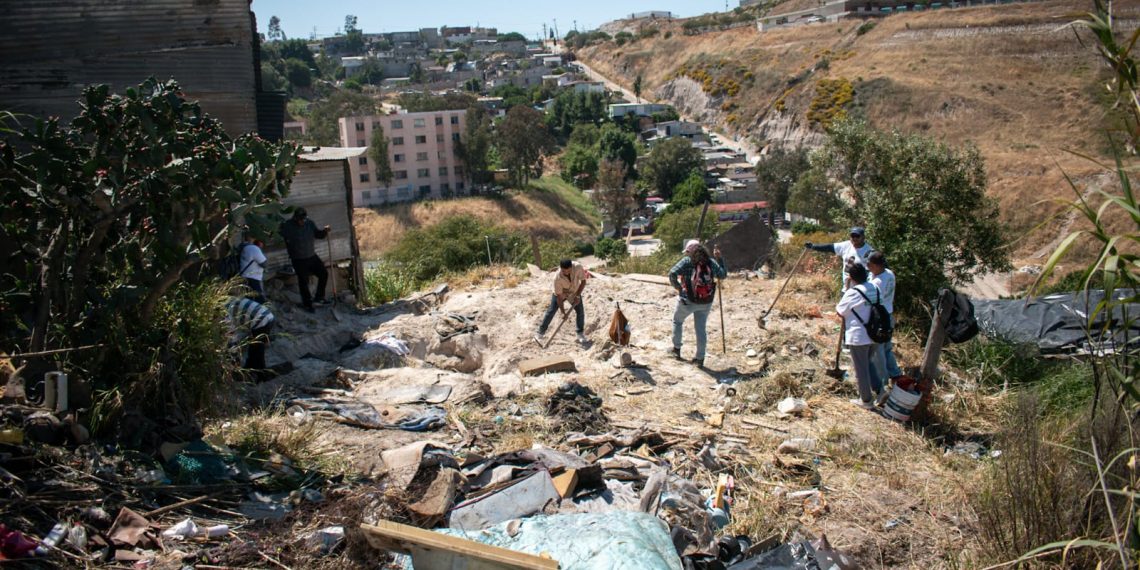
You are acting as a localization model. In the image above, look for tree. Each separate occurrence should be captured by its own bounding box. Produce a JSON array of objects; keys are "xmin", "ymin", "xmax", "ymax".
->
[
  {"xmin": 593, "ymin": 159, "xmax": 638, "ymax": 235},
  {"xmin": 596, "ymin": 124, "xmax": 638, "ymax": 180},
  {"xmin": 370, "ymin": 126, "xmax": 393, "ymax": 185},
  {"xmin": 816, "ymin": 118, "xmax": 1010, "ymax": 313},
  {"xmin": 356, "ymin": 57, "xmax": 384, "ymax": 85},
  {"xmin": 343, "ymin": 14, "xmax": 365, "ymax": 55},
  {"xmin": 268, "ymin": 16, "xmax": 285, "ymax": 41},
  {"xmin": 305, "ymin": 89, "xmax": 381, "ymax": 146},
  {"xmin": 633, "ymin": 74, "xmax": 644, "ymax": 104},
  {"xmin": 455, "ymin": 106, "xmax": 493, "ymax": 185},
  {"xmin": 568, "ymin": 123, "xmax": 601, "ymax": 148},
  {"xmin": 0, "ymin": 78, "xmax": 297, "ymax": 413},
  {"xmin": 498, "ymin": 106, "xmax": 555, "ymax": 187},
  {"xmin": 786, "ymin": 166, "xmax": 842, "ymax": 224},
  {"xmin": 642, "ymin": 137, "xmax": 703, "ymax": 200},
  {"xmin": 260, "ymin": 62, "xmax": 288, "ymax": 92},
  {"xmin": 409, "ymin": 62, "xmax": 425, "ymax": 84},
  {"xmin": 756, "ymin": 147, "xmax": 810, "ymax": 218},
  {"xmin": 497, "ymin": 32, "xmax": 527, "ymax": 42},
  {"xmin": 654, "ymin": 207, "xmax": 726, "ymax": 253},
  {"xmin": 278, "ymin": 39, "xmax": 317, "ymax": 69},
  {"xmin": 283, "ymin": 58, "xmax": 312, "ymax": 89},
  {"xmin": 546, "ymin": 90, "xmax": 607, "ymax": 140},
  {"xmin": 669, "ymin": 170, "xmax": 710, "ymax": 210},
  {"xmin": 560, "ymin": 144, "xmax": 599, "ymax": 188}
]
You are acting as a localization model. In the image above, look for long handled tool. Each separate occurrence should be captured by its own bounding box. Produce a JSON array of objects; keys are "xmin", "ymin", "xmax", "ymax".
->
[
  {"xmin": 717, "ymin": 278, "xmax": 726, "ymax": 354},
  {"xmin": 758, "ymin": 248, "xmax": 809, "ymax": 328},
  {"xmin": 325, "ymin": 235, "xmax": 342, "ymax": 322},
  {"xmin": 539, "ymin": 307, "xmax": 571, "ymax": 349},
  {"xmin": 825, "ymin": 322, "xmax": 846, "ymax": 380}
]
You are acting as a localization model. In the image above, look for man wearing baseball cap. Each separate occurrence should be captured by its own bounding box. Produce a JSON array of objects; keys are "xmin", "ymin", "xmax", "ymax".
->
[{"xmin": 805, "ymin": 227, "xmax": 874, "ymax": 291}]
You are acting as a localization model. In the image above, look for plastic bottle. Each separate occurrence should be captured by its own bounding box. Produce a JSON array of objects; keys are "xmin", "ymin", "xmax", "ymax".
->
[{"xmin": 35, "ymin": 522, "xmax": 67, "ymax": 555}]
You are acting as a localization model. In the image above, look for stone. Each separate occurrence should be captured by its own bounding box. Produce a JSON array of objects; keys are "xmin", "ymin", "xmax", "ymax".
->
[{"xmin": 518, "ymin": 356, "xmax": 576, "ymax": 377}]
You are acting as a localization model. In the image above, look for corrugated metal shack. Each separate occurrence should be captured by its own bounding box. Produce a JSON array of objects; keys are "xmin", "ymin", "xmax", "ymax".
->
[
  {"xmin": 264, "ymin": 147, "xmax": 367, "ymax": 296},
  {"xmin": 0, "ymin": 0, "xmax": 259, "ymax": 136}
]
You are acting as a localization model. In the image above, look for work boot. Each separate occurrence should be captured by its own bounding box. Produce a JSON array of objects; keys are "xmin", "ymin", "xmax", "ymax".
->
[
  {"xmin": 849, "ymin": 398, "xmax": 875, "ymax": 410},
  {"xmin": 691, "ymin": 357, "xmax": 705, "ymax": 368},
  {"xmin": 576, "ymin": 332, "xmax": 588, "ymax": 344},
  {"xmin": 302, "ymin": 305, "xmax": 315, "ymax": 314},
  {"xmin": 671, "ymin": 347, "xmax": 682, "ymax": 360},
  {"xmin": 533, "ymin": 328, "xmax": 545, "ymax": 345},
  {"xmin": 314, "ymin": 298, "xmax": 332, "ymax": 306}
]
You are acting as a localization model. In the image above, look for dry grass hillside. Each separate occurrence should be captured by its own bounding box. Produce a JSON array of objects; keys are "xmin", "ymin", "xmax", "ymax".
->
[
  {"xmin": 579, "ymin": 0, "xmax": 1140, "ymax": 263},
  {"xmin": 355, "ymin": 177, "xmax": 600, "ymax": 259}
]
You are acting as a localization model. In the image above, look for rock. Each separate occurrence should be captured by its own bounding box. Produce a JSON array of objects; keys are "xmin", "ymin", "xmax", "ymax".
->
[
  {"xmin": 426, "ymin": 333, "xmax": 487, "ymax": 373},
  {"xmin": 486, "ymin": 375, "xmax": 524, "ymax": 398},
  {"xmin": 745, "ymin": 349, "xmax": 758, "ymax": 358}
]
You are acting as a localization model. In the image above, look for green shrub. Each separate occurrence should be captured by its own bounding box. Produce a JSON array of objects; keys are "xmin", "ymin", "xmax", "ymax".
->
[
  {"xmin": 856, "ymin": 21, "xmax": 876, "ymax": 36},
  {"xmin": 386, "ymin": 215, "xmax": 525, "ymax": 281},
  {"xmin": 791, "ymin": 220, "xmax": 823, "ymax": 234},
  {"xmin": 654, "ymin": 207, "xmax": 728, "ymax": 253},
  {"xmin": 596, "ymin": 237, "xmax": 630, "ymax": 262},
  {"xmin": 363, "ymin": 261, "xmax": 419, "ymax": 305},
  {"xmin": 538, "ymin": 239, "xmax": 581, "ymax": 270},
  {"xmin": 610, "ymin": 250, "xmax": 676, "ymax": 275}
]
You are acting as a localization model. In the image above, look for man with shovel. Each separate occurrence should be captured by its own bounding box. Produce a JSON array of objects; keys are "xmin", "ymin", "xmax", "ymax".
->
[
  {"xmin": 669, "ymin": 240, "xmax": 727, "ymax": 367},
  {"xmin": 534, "ymin": 259, "xmax": 590, "ymax": 346},
  {"xmin": 805, "ymin": 227, "xmax": 873, "ymax": 291},
  {"xmin": 279, "ymin": 208, "xmax": 331, "ymax": 313}
]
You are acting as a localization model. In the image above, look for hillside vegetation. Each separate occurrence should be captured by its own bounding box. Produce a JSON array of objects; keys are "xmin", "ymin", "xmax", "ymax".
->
[
  {"xmin": 355, "ymin": 177, "xmax": 600, "ymax": 259},
  {"xmin": 579, "ymin": 0, "xmax": 1140, "ymax": 263}
]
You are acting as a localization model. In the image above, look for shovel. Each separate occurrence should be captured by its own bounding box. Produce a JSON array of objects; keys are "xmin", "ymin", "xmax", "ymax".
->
[
  {"xmin": 825, "ymin": 322, "xmax": 846, "ymax": 380},
  {"xmin": 758, "ymin": 248, "xmax": 808, "ymax": 328},
  {"xmin": 536, "ymin": 307, "xmax": 571, "ymax": 349},
  {"xmin": 325, "ymin": 235, "xmax": 342, "ymax": 322}
]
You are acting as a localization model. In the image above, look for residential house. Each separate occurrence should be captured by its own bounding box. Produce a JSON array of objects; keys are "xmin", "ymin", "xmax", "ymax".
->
[
  {"xmin": 338, "ymin": 110, "xmax": 469, "ymax": 206},
  {"xmin": 567, "ymin": 81, "xmax": 606, "ymax": 95},
  {"xmin": 609, "ymin": 103, "xmax": 673, "ymax": 118}
]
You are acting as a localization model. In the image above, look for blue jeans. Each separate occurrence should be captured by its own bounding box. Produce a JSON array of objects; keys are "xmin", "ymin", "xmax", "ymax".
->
[
  {"xmin": 539, "ymin": 295, "xmax": 584, "ymax": 334},
  {"xmin": 245, "ymin": 278, "xmax": 265, "ymax": 304},
  {"xmin": 868, "ymin": 316, "xmax": 902, "ymax": 383},
  {"xmin": 672, "ymin": 299, "xmax": 713, "ymax": 360}
]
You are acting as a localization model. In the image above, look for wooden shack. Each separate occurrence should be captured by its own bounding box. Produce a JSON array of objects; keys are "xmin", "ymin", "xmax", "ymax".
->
[{"xmin": 262, "ymin": 147, "xmax": 368, "ymax": 296}]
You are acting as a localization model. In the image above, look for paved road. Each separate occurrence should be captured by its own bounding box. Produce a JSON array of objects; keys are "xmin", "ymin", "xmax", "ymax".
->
[
  {"xmin": 573, "ymin": 59, "xmax": 757, "ymax": 161},
  {"xmin": 628, "ymin": 238, "xmax": 662, "ymax": 257}
]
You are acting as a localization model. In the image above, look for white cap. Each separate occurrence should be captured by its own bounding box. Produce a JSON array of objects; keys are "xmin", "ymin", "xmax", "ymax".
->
[{"xmin": 684, "ymin": 239, "xmax": 700, "ymax": 254}]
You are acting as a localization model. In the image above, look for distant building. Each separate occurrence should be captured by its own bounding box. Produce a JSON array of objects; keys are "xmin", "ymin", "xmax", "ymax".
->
[
  {"xmin": 629, "ymin": 11, "xmax": 673, "ymax": 19},
  {"xmin": 338, "ymin": 110, "xmax": 469, "ymax": 206},
  {"xmin": 609, "ymin": 103, "xmax": 672, "ymax": 118}
]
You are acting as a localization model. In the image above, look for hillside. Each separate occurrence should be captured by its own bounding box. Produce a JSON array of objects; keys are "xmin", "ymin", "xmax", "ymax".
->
[
  {"xmin": 578, "ymin": 0, "xmax": 1140, "ymax": 264},
  {"xmin": 355, "ymin": 177, "xmax": 600, "ymax": 260}
]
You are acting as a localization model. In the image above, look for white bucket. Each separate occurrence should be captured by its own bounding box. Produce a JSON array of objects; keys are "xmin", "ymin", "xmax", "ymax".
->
[{"xmin": 883, "ymin": 385, "xmax": 921, "ymax": 422}]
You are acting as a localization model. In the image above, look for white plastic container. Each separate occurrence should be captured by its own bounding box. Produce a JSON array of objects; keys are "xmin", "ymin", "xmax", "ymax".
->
[{"xmin": 883, "ymin": 385, "xmax": 922, "ymax": 422}]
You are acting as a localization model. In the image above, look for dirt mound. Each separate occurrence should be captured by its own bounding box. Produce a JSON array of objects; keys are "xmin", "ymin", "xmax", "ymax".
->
[{"xmin": 545, "ymin": 381, "xmax": 609, "ymax": 433}]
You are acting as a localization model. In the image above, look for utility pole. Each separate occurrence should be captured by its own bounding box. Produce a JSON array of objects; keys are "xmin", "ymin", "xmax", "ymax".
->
[
  {"xmin": 573, "ymin": 20, "xmax": 578, "ymax": 33},
  {"xmin": 542, "ymin": 23, "xmax": 547, "ymax": 44},
  {"xmin": 553, "ymin": 19, "xmax": 559, "ymax": 41}
]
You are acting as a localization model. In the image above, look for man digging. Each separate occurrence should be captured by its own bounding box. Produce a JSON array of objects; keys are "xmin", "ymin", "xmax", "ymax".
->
[
  {"xmin": 668, "ymin": 240, "xmax": 726, "ymax": 367},
  {"xmin": 534, "ymin": 259, "xmax": 590, "ymax": 345}
]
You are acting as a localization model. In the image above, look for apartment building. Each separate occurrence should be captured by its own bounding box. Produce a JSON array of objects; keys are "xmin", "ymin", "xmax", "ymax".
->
[{"xmin": 338, "ymin": 110, "xmax": 468, "ymax": 206}]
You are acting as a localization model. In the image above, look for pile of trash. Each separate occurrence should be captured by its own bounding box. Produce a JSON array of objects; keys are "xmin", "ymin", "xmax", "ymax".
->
[{"xmin": 370, "ymin": 424, "xmax": 856, "ymax": 570}]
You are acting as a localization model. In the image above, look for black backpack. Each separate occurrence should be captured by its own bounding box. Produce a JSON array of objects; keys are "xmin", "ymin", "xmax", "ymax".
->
[
  {"xmin": 218, "ymin": 242, "xmax": 253, "ymax": 281},
  {"xmin": 854, "ymin": 285, "xmax": 893, "ymax": 343},
  {"xmin": 944, "ymin": 289, "xmax": 979, "ymax": 343}
]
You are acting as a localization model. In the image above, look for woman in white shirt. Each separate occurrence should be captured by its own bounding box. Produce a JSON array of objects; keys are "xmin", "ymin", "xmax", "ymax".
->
[{"xmin": 835, "ymin": 263, "xmax": 884, "ymax": 409}]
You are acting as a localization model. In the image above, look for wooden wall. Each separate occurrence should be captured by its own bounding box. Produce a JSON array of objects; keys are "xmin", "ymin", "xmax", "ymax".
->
[{"xmin": 0, "ymin": 0, "xmax": 258, "ymax": 136}]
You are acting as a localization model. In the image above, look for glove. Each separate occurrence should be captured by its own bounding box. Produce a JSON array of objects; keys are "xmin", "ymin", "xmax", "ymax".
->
[{"xmin": 804, "ymin": 242, "xmax": 813, "ymax": 249}]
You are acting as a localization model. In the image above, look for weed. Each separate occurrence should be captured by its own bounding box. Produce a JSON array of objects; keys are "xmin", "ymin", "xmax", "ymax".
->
[{"xmin": 363, "ymin": 261, "xmax": 419, "ymax": 305}]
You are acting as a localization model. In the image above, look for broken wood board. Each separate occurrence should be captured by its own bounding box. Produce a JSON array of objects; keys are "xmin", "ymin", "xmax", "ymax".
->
[
  {"xmin": 621, "ymin": 273, "xmax": 672, "ymax": 286},
  {"xmin": 361, "ymin": 519, "xmax": 558, "ymax": 570},
  {"xmin": 741, "ymin": 418, "xmax": 789, "ymax": 433},
  {"xmin": 518, "ymin": 355, "xmax": 576, "ymax": 376}
]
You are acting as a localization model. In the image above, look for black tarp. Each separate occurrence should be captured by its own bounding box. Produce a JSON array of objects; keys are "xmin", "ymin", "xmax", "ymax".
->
[{"xmin": 973, "ymin": 289, "xmax": 1139, "ymax": 354}]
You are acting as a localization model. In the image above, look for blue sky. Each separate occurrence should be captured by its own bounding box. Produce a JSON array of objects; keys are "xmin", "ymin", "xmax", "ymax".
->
[{"xmin": 251, "ymin": 0, "xmax": 734, "ymax": 40}]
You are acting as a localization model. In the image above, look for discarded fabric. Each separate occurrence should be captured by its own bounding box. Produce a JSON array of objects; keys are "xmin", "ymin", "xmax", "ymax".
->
[
  {"xmin": 365, "ymin": 333, "xmax": 411, "ymax": 356},
  {"xmin": 419, "ymin": 512, "xmax": 682, "ymax": 570}
]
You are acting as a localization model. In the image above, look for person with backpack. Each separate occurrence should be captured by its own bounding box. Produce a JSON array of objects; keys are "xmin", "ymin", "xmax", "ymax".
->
[
  {"xmin": 225, "ymin": 296, "xmax": 275, "ymax": 376},
  {"xmin": 836, "ymin": 263, "xmax": 888, "ymax": 409},
  {"xmin": 534, "ymin": 259, "xmax": 591, "ymax": 345},
  {"xmin": 279, "ymin": 208, "xmax": 331, "ymax": 313},
  {"xmin": 668, "ymin": 240, "xmax": 727, "ymax": 367},
  {"xmin": 239, "ymin": 233, "xmax": 268, "ymax": 303},
  {"xmin": 867, "ymin": 251, "xmax": 902, "ymax": 384},
  {"xmin": 805, "ymin": 227, "xmax": 874, "ymax": 291}
]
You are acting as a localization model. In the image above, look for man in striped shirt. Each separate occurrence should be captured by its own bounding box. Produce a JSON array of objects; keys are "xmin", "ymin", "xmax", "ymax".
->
[{"xmin": 225, "ymin": 297, "xmax": 275, "ymax": 372}]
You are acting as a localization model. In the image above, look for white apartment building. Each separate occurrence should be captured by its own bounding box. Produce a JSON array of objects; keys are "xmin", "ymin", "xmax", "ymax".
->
[{"xmin": 338, "ymin": 109, "xmax": 468, "ymax": 206}]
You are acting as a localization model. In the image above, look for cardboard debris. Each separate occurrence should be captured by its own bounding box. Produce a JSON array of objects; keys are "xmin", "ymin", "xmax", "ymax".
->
[
  {"xmin": 552, "ymin": 469, "xmax": 579, "ymax": 499},
  {"xmin": 409, "ymin": 468, "xmax": 464, "ymax": 525},
  {"xmin": 380, "ymin": 440, "xmax": 455, "ymax": 490},
  {"xmin": 449, "ymin": 470, "xmax": 561, "ymax": 531},
  {"xmin": 518, "ymin": 355, "xmax": 576, "ymax": 376}
]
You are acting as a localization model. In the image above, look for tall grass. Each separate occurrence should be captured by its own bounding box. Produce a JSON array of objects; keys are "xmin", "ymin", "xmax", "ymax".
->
[{"xmin": 363, "ymin": 261, "xmax": 419, "ymax": 305}]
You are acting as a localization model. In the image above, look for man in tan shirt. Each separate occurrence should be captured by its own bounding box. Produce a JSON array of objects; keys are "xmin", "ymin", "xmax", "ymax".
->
[{"xmin": 535, "ymin": 259, "xmax": 590, "ymax": 344}]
